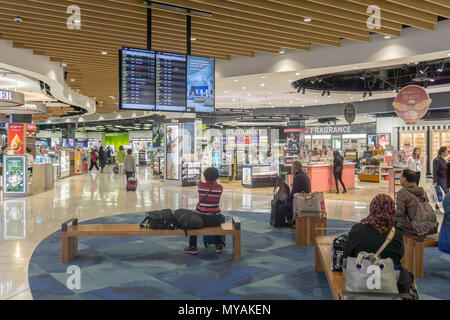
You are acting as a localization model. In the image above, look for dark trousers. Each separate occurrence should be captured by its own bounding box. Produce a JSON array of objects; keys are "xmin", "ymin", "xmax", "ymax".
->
[
  {"xmin": 89, "ymin": 161, "xmax": 99, "ymax": 171},
  {"xmin": 333, "ymin": 169, "xmax": 346, "ymax": 191},
  {"xmin": 276, "ymin": 201, "xmax": 294, "ymax": 226},
  {"xmin": 99, "ymin": 160, "xmax": 106, "ymax": 171},
  {"xmin": 189, "ymin": 214, "xmax": 224, "ymax": 247},
  {"xmin": 125, "ymin": 171, "xmax": 134, "ymax": 180},
  {"xmin": 415, "ymin": 171, "xmax": 421, "ymax": 186}
]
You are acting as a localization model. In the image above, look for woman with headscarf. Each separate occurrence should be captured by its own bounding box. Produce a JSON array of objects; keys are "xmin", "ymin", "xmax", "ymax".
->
[{"xmin": 343, "ymin": 194, "xmax": 418, "ymax": 298}]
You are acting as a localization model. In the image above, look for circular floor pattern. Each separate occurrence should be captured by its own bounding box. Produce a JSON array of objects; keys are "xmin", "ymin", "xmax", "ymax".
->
[{"xmin": 28, "ymin": 211, "xmax": 450, "ymax": 300}]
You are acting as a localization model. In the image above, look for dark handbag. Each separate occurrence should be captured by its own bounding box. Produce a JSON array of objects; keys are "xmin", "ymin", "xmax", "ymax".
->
[
  {"xmin": 331, "ymin": 233, "xmax": 348, "ymax": 271},
  {"xmin": 140, "ymin": 209, "xmax": 174, "ymax": 230}
]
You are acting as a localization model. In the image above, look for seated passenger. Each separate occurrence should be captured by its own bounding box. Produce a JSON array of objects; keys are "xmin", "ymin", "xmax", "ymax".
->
[
  {"xmin": 394, "ymin": 169, "xmax": 429, "ymax": 231},
  {"xmin": 185, "ymin": 167, "xmax": 224, "ymax": 255},
  {"xmin": 277, "ymin": 160, "xmax": 311, "ymax": 227},
  {"xmin": 343, "ymin": 194, "xmax": 418, "ymax": 299}
]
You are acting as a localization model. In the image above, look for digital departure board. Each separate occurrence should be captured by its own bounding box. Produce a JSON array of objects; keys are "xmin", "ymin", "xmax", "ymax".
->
[
  {"xmin": 120, "ymin": 47, "xmax": 156, "ymax": 110},
  {"xmin": 119, "ymin": 47, "xmax": 214, "ymax": 113},
  {"xmin": 155, "ymin": 52, "xmax": 187, "ymax": 112}
]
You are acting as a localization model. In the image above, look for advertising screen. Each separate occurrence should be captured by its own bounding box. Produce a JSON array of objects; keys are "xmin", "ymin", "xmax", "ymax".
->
[
  {"xmin": 3, "ymin": 156, "xmax": 26, "ymax": 194},
  {"xmin": 8, "ymin": 123, "xmax": 24, "ymax": 155},
  {"xmin": 187, "ymin": 55, "xmax": 215, "ymax": 113},
  {"xmin": 166, "ymin": 124, "xmax": 180, "ymax": 180}
]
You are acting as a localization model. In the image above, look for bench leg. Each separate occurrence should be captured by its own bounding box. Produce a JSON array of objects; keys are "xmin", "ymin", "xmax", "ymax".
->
[
  {"xmin": 233, "ymin": 229, "xmax": 241, "ymax": 261},
  {"xmin": 62, "ymin": 233, "xmax": 78, "ymax": 264},
  {"xmin": 295, "ymin": 216, "xmax": 301, "ymax": 245},
  {"xmin": 401, "ymin": 235, "xmax": 425, "ymax": 279},
  {"xmin": 314, "ymin": 244, "xmax": 324, "ymax": 272}
]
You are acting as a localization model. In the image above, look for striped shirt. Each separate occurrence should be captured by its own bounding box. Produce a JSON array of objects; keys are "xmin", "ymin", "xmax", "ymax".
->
[{"xmin": 195, "ymin": 181, "xmax": 223, "ymax": 216}]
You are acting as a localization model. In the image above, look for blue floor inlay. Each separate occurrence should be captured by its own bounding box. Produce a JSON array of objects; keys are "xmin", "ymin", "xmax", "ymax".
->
[{"xmin": 28, "ymin": 211, "xmax": 450, "ymax": 300}]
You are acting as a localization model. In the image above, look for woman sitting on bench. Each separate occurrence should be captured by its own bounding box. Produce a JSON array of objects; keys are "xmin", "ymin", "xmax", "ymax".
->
[
  {"xmin": 343, "ymin": 194, "xmax": 418, "ymax": 300},
  {"xmin": 185, "ymin": 167, "xmax": 224, "ymax": 255}
]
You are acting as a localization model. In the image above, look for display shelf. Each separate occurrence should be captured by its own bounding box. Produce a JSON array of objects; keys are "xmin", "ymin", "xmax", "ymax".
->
[
  {"xmin": 400, "ymin": 132, "xmax": 413, "ymax": 156},
  {"xmin": 242, "ymin": 164, "xmax": 279, "ymax": 188},
  {"xmin": 181, "ymin": 161, "xmax": 201, "ymax": 186}
]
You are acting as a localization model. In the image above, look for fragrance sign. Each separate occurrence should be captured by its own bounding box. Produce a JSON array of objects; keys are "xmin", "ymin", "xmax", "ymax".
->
[{"xmin": 393, "ymin": 85, "xmax": 432, "ymax": 124}]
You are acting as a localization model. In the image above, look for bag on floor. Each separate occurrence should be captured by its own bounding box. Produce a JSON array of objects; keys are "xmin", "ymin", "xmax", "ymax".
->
[
  {"xmin": 438, "ymin": 215, "xmax": 450, "ymax": 254},
  {"xmin": 401, "ymin": 191, "xmax": 438, "ymax": 236},
  {"xmin": 332, "ymin": 233, "xmax": 348, "ymax": 272},
  {"xmin": 126, "ymin": 176, "xmax": 138, "ymax": 191},
  {"xmin": 429, "ymin": 185, "xmax": 445, "ymax": 209},
  {"xmin": 293, "ymin": 192, "xmax": 326, "ymax": 218},
  {"xmin": 173, "ymin": 209, "xmax": 204, "ymax": 236},
  {"xmin": 343, "ymin": 227, "xmax": 400, "ymax": 295},
  {"xmin": 113, "ymin": 164, "xmax": 119, "ymax": 174},
  {"xmin": 203, "ymin": 235, "xmax": 226, "ymax": 248},
  {"xmin": 140, "ymin": 209, "xmax": 174, "ymax": 230}
]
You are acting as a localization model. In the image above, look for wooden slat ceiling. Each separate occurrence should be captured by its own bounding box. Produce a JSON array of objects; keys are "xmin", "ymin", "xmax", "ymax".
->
[{"xmin": 0, "ymin": 0, "xmax": 446, "ymax": 120}]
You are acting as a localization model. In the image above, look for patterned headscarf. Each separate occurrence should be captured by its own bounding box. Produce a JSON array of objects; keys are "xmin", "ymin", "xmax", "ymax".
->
[{"xmin": 361, "ymin": 194, "xmax": 395, "ymax": 234}]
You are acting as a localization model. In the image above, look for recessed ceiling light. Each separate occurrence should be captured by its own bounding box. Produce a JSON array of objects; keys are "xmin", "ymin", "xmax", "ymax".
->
[
  {"xmin": 241, "ymin": 86, "xmax": 246, "ymax": 90},
  {"xmin": 247, "ymin": 93, "xmax": 251, "ymax": 96},
  {"xmin": 353, "ymin": 66, "xmax": 358, "ymax": 69},
  {"xmin": 70, "ymin": 78, "xmax": 75, "ymax": 82},
  {"xmin": 295, "ymin": 72, "xmax": 301, "ymax": 76},
  {"xmin": 314, "ymin": 100, "xmax": 318, "ymax": 103},
  {"xmin": 288, "ymin": 80, "xmax": 292, "ymax": 82},
  {"xmin": 447, "ymin": 52, "xmax": 450, "ymax": 56},
  {"xmin": 384, "ymin": 35, "xmax": 392, "ymax": 39},
  {"xmin": 268, "ymin": 91, "xmax": 272, "ymax": 94},
  {"xmin": 61, "ymin": 63, "xmax": 67, "ymax": 67},
  {"xmin": 279, "ymin": 48, "xmax": 285, "ymax": 54},
  {"xmin": 190, "ymin": 37, "xmax": 197, "ymax": 41},
  {"xmin": 234, "ymin": 79, "xmax": 238, "ymax": 82},
  {"xmin": 350, "ymin": 97, "xmax": 354, "ymax": 99},
  {"xmin": 304, "ymin": 17, "xmax": 312, "ymax": 22},
  {"xmin": 260, "ymin": 83, "xmax": 265, "ymax": 87},
  {"xmin": 261, "ymin": 76, "xmax": 266, "ymax": 79},
  {"xmin": 101, "ymin": 51, "xmax": 108, "ymax": 55},
  {"xmin": 289, "ymin": 100, "xmax": 293, "ymax": 103},
  {"xmin": 232, "ymin": 99, "xmax": 236, "ymax": 102}
]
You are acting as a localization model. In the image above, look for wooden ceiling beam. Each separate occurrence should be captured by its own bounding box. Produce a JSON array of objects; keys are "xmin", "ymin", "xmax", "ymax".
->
[
  {"xmin": 424, "ymin": 0, "xmax": 450, "ymax": 9},
  {"xmin": 385, "ymin": 0, "xmax": 450, "ymax": 19},
  {"xmin": 345, "ymin": 0, "xmax": 437, "ymax": 28},
  {"xmin": 225, "ymin": 0, "xmax": 401, "ymax": 36}
]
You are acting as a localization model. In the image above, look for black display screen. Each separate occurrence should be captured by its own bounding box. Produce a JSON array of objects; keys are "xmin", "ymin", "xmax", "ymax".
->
[
  {"xmin": 155, "ymin": 51, "xmax": 187, "ymax": 112},
  {"xmin": 120, "ymin": 47, "xmax": 156, "ymax": 110}
]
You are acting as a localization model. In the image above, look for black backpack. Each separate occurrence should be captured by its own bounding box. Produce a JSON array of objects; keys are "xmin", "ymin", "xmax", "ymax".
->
[
  {"xmin": 140, "ymin": 209, "xmax": 174, "ymax": 230},
  {"xmin": 173, "ymin": 209, "xmax": 204, "ymax": 236}
]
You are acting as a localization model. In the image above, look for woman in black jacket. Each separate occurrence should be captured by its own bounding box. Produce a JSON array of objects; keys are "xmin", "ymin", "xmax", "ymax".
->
[
  {"xmin": 343, "ymin": 194, "xmax": 417, "ymax": 299},
  {"xmin": 433, "ymin": 146, "xmax": 449, "ymax": 194},
  {"xmin": 333, "ymin": 151, "xmax": 346, "ymax": 194},
  {"xmin": 98, "ymin": 146, "xmax": 107, "ymax": 173}
]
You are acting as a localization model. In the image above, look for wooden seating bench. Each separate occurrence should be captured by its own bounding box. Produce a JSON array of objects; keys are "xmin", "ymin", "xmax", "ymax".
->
[
  {"xmin": 295, "ymin": 216, "xmax": 327, "ymax": 245},
  {"xmin": 314, "ymin": 235, "xmax": 345, "ymax": 300},
  {"xmin": 61, "ymin": 217, "xmax": 241, "ymax": 263},
  {"xmin": 402, "ymin": 233, "xmax": 438, "ymax": 279}
]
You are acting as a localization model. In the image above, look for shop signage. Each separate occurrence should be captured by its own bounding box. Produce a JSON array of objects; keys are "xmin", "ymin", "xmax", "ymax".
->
[
  {"xmin": 392, "ymin": 85, "xmax": 432, "ymax": 124},
  {"xmin": 23, "ymin": 103, "xmax": 46, "ymax": 113},
  {"xmin": 306, "ymin": 122, "xmax": 376, "ymax": 135},
  {"xmin": 0, "ymin": 90, "xmax": 24, "ymax": 107},
  {"xmin": 8, "ymin": 123, "xmax": 24, "ymax": 154},
  {"xmin": 344, "ymin": 103, "xmax": 356, "ymax": 124}
]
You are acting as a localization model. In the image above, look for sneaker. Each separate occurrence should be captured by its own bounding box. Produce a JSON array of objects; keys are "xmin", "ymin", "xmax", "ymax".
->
[
  {"xmin": 215, "ymin": 244, "xmax": 223, "ymax": 254},
  {"xmin": 184, "ymin": 246, "xmax": 198, "ymax": 254}
]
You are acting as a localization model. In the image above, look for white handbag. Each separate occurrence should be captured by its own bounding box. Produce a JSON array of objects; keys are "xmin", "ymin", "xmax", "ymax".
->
[
  {"xmin": 293, "ymin": 192, "xmax": 326, "ymax": 218},
  {"xmin": 343, "ymin": 227, "xmax": 400, "ymax": 295}
]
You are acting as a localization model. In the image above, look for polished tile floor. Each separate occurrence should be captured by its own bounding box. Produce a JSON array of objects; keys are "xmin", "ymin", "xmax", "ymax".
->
[{"xmin": 0, "ymin": 166, "xmax": 439, "ymax": 300}]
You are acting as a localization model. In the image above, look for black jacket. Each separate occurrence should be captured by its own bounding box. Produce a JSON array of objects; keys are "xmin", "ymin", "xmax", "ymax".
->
[
  {"xmin": 433, "ymin": 156, "xmax": 448, "ymax": 186},
  {"xmin": 333, "ymin": 156, "xmax": 343, "ymax": 173},
  {"xmin": 343, "ymin": 223, "xmax": 404, "ymax": 266},
  {"xmin": 287, "ymin": 170, "xmax": 311, "ymax": 203}
]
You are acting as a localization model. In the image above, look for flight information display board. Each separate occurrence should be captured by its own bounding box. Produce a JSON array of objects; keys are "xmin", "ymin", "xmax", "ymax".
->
[
  {"xmin": 120, "ymin": 47, "xmax": 156, "ymax": 110},
  {"xmin": 119, "ymin": 47, "xmax": 214, "ymax": 113},
  {"xmin": 155, "ymin": 51, "xmax": 187, "ymax": 112}
]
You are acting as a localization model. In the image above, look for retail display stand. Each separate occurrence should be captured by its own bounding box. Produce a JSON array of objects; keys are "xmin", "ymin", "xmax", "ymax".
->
[
  {"xmin": 181, "ymin": 161, "xmax": 201, "ymax": 186},
  {"xmin": 242, "ymin": 164, "xmax": 279, "ymax": 188}
]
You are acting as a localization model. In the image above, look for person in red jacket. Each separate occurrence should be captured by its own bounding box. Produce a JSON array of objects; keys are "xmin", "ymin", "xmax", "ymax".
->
[
  {"xmin": 89, "ymin": 148, "xmax": 99, "ymax": 172},
  {"xmin": 185, "ymin": 167, "xmax": 224, "ymax": 255}
]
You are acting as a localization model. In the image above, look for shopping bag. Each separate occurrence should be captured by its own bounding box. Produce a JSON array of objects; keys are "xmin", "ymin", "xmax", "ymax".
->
[
  {"xmin": 294, "ymin": 192, "xmax": 326, "ymax": 218},
  {"xmin": 429, "ymin": 185, "xmax": 445, "ymax": 210},
  {"xmin": 438, "ymin": 216, "xmax": 450, "ymax": 254}
]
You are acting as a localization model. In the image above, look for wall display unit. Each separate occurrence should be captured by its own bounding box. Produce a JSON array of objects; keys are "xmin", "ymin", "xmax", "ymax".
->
[
  {"xmin": 59, "ymin": 150, "xmax": 70, "ymax": 178},
  {"xmin": 3, "ymin": 155, "xmax": 27, "ymax": 196},
  {"xmin": 181, "ymin": 161, "xmax": 201, "ymax": 186},
  {"xmin": 241, "ymin": 164, "xmax": 279, "ymax": 188},
  {"xmin": 138, "ymin": 150, "xmax": 147, "ymax": 165},
  {"xmin": 119, "ymin": 47, "xmax": 214, "ymax": 112},
  {"xmin": 358, "ymin": 150, "xmax": 384, "ymax": 182},
  {"xmin": 399, "ymin": 132, "xmax": 413, "ymax": 157},
  {"xmin": 165, "ymin": 124, "xmax": 181, "ymax": 180}
]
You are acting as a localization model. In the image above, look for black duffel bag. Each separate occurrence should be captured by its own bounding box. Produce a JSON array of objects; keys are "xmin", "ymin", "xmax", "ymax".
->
[
  {"xmin": 173, "ymin": 209, "xmax": 204, "ymax": 236},
  {"xmin": 140, "ymin": 209, "xmax": 174, "ymax": 230}
]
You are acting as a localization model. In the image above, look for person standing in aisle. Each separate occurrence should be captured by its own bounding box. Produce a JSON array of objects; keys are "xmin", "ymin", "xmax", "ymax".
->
[
  {"xmin": 115, "ymin": 146, "xmax": 126, "ymax": 175},
  {"xmin": 333, "ymin": 150, "xmax": 347, "ymax": 194},
  {"xmin": 433, "ymin": 146, "xmax": 449, "ymax": 194},
  {"xmin": 408, "ymin": 148, "xmax": 422, "ymax": 186},
  {"xmin": 124, "ymin": 148, "xmax": 136, "ymax": 181},
  {"xmin": 98, "ymin": 146, "xmax": 107, "ymax": 173},
  {"xmin": 89, "ymin": 148, "xmax": 99, "ymax": 172}
]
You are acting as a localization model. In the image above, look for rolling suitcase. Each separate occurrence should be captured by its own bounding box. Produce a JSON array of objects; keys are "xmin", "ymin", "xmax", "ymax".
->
[
  {"xmin": 203, "ymin": 235, "xmax": 226, "ymax": 248},
  {"xmin": 126, "ymin": 176, "xmax": 138, "ymax": 191}
]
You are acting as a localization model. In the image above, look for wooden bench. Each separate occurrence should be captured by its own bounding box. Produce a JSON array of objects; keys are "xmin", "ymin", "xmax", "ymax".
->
[
  {"xmin": 61, "ymin": 217, "xmax": 241, "ymax": 263},
  {"xmin": 314, "ymin": 235, "xmax": 345, "ymax": 300},
  {"xmin": 295, "ymin": 216, "xmax": 327, "ymax": 245},
  {"xmin": 401, "ymin": 233, "xmax": 438, "ymax": 279}
]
